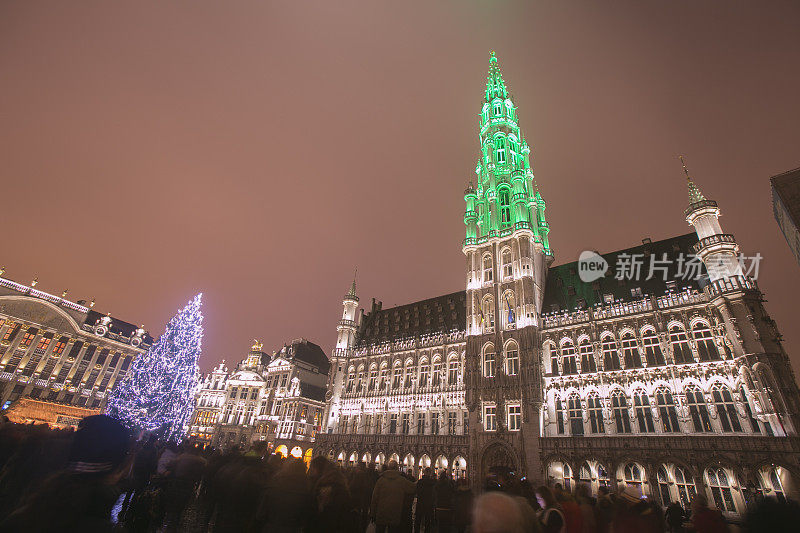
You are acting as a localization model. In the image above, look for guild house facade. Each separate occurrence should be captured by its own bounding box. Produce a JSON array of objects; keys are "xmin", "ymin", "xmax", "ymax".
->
[{"xmin": 315, "ymin": 53, "xmax": 800, "ymax": 517}]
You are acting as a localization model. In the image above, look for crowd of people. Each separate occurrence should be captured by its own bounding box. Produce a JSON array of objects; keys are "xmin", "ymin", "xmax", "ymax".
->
[{"xmin": 0, "ymin": 415, "xmax": 799, "ymax": 532}]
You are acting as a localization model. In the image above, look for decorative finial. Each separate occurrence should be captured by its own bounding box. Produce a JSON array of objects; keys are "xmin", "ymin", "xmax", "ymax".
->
[
  {"xmin": 0, "ymin": 267, "xmax": 5, "ymax": 277},
  {"xmin": 489, "ymin": 50, "xmax": 497, "ymax": 63},
  {"xmin": 31, "ymin": 277, "xmax": 38, "ymax": 287},
  {"xmin": 252, "ymin": 338, "xmax": 263, "ymax": 351},
  {"xmin": 679, "ymin": 155, "xmax": 691, "ymax": 181},
  {"xmin": 679, "ymin": 155, "xmax": 706, "ymax": 204},
  {"xmin": 90, "ymin": 298, "xmax": 95, "ymax": 308},
  {"xmin": 61, "ymin": 289, "xmax": 68, "ymax": 298}
]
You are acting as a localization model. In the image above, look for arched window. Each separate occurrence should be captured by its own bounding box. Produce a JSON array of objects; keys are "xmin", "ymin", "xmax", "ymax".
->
[
  {"xmin": 563, "ymin": 463, "xmax": 573, "ymax": 491},
  {"xmin": 712, "ymin": 385, "xmax": 742, "ymax": 432},
  {"xmin": 392, "ymin": 362, "xmax": 402, "ymax": 389},
  {"xmin": 505, "ymin": 344, "xmax": 520, "ymax": 376},
  {"xmin": 740, "ymin": 386, "xmax": 763, "ymax": 434},
  {"xmin": 685, "ymin": 385, "xmax": 712, "ymax": 432},
  {"xmin": 499, "ymin": 188, "xmax": 511, "ymax": 223},
  {"xmin": 766, "ymin": 467, "xmax": 787, "ymax": 503},
  {"xmin": 481, "ymin": 296, "xmax": 495, "ymax": 332},
  {"xmin": 693, "ymin": 322, "xmax": 720, "ymax": 361},
  {"xmin": 368, "ymin": 365, "xmax": 378, "ymax": 391},
  {"xmin": 496, "ymin": 138, "xmax": 507, "ymax": 164},
  {"xmin": 550, "ymin": 345, "xmax": 559, "ymax": 376},
  {"xmin": 483, "ymin": 346, "xmax": 496, "ymax": 378},
  {"xmin": 598, "ymin": 464, "xmax": 611, "ymax": 490},
  {"xmin": 579, "ymin": 463, "xmax": 592, "ymax": 487},
  {"xmin": 432, "ymin": 359, "xmax": 442, "ymax": 387},
  {"xmin": 621, "ymin": 333, "xmax": 643, "ymax": 368},
  {"xmin": 561, "ymin": 341, "xmax": 578, "ymax": 375},
  {"xmin": 602, "ymin": 335, "xmax": 621, "ymax": 371},
  {"xmin": 642, "ymin": 329, "xmax": 665, "ymax": 366},
  {"xmin": 482, "ymin": 255, "xmax": 493, "ymax": 283},
  {"xmin": 502, "ymin": 248, "xmax": 513, "ymax": 279},
  {"xmin": 579, "ymin": 340, "xmax": 596, "ymax": 373},
  {"xmin": 447, "ymin": 359, "xmax": 459, "ymax": 385},
  {"xmin": 568, "ymin": 393, "xmax": 584, "ymax": 436},
  {"xmin": 404, "ymin": 363, "xmax": 413, "ymax": 388},
  {"xmin": 555, "ymin": 397, "xmax": 565, "ymax": 434},
  {"xmin": 419, "ymin": 362, "xmax": 430, "ymax": 388},
  {"xmin": 502, "ymin": 291, "xmax": 516, "ymax": 328},
  {"xmin": 657, "ymin": 467, "xmax": 672, "ymax": 505},
  {"xmin": 675, "ymin": 467, "xmax": 697, "ymax": 508},
  {"xmin": 707, "ymin": 468, "xmax": 737, "ymax": 512},
  {"xmin": 493, "ymin": 100, "xmax": 502, "ymax": 116},
  {"xmin": 587, "ymin": 393, "xmax": 604, "ymax": 433},
  {"xmin": 346, "ymin": 368, "xmax": 356, "ymax": 392},
  {"xmin": 624, "ymin": 463, "xmax": 645, "ymax": 492},
  {"xmin": 379, "ymin": 363, "xmax": 388, "ymax": 390},
  {"xmin": 634, "ymin": 390, "xmax": 655, "ymax": 433},
  {"xmin": 356, "ymin": 366, "xmax": 365, "ymax": 392},
  {"xmin": 669, "ymin": 325, "xmax": 694, "ymax": 364},
  {"xmin": 612, "ymin": 390, "xmax": 631, "ymax": 433},
  {"xmin": 656, "ymin": 388, "xmax": 680, "ymax": 433}
]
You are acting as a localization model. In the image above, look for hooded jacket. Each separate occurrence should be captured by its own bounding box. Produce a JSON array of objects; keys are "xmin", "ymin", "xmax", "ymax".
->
[{"xmin": 370, "ymin": 469, "xmax": 416, "ymax": 525}]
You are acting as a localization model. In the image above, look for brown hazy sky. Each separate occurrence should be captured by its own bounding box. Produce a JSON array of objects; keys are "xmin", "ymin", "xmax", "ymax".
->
[{"xmin": 2, "ymin": 1, "xmax": 799, "ymax": 374}]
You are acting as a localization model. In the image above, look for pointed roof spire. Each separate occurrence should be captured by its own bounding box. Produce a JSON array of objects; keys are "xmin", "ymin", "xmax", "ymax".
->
[
  {"xmin": 486, "ymin": 51, "xmax": 509, "ymax": 102},
  {"xmin": 680, "ymin": 155, "xmax": 706, "ymax": 204},
  {"xmin": 347, "ymin": 268, "xmax": 357, "ymax": 299}
]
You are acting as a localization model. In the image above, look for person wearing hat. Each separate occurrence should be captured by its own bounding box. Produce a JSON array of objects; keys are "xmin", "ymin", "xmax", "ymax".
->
[{"xmin": 0, "ymin": 414, "xmax": 132, "ymax": 533}]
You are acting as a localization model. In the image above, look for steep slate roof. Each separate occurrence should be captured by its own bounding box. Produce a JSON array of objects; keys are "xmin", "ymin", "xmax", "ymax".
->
[
  {"xmin": 355, "ymin": 291, "xmax": 467, "ymax": 347},
  {"xmin": 299, "ymin": 382, "xmax": 327, "ymax": 402},
  {"xmin": 278, "ymin": 339, "xmax": 330, "ymax": 373},
  {"xmin": 85, "ymin": 309, "xmax": 155, "ymax": 344},
  {"xmin": 542, "ymin": 233, "xmax": 706, "ymax": 313}
]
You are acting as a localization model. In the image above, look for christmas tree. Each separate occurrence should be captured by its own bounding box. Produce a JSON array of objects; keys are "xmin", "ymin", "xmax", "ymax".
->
[{"xmin": 107, "ymin": 293, "xmax": 203, "ymax": 441}]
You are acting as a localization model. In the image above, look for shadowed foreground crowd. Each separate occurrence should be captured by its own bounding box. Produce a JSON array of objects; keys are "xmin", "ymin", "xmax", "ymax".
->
[{"xmin": 0, "ymin": 416, "xmax": 798, "ymax": 533}]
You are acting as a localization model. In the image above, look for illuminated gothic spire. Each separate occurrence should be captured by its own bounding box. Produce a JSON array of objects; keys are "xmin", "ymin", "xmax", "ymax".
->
[
  {"xmin": 464, "ymin": 53, "xmax": 551, "ymax": 254},
  {"xmin": 680, "ymin": 155, "xmax": 706, "ymax": 204},
  {"xmin": 346, "ymin": 268, "xmax": 357, "ymax": 300}
]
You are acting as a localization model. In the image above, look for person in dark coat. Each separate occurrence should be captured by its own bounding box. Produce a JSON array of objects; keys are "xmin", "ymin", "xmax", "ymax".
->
[
  {"xmin": 370, "ymin": 459, "xmax": 417, "ymax": 533},
  {"xmin": 0, "ymin": 415, "xmax": 131, "ymax": 533},
  {"xmin": 259, "ymin": 457, "xmax": 312, "ymax": 533},
  {"xmin": 414, "ymin": 468, "xmax": 436, "ymax": 533},
  {"xmin": 435, "ymin": 471, "xmax": 455, "ymax": 532},
  {"xmin": 453, "ymin": 478, "xmax": 474, "ymax": 533},
  {"xmin": 307, "ymin": 456, "xmax": 356, "ymax": 533}
]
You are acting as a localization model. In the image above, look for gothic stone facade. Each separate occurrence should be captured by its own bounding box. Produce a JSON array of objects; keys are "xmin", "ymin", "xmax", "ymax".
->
[
  {"xmin": 0, "ymin": 275, "xmax": 152, "ymax": 424},
  {"xmin": 315, "ymin": 54, "xmax": 800, "ymax": 517}
]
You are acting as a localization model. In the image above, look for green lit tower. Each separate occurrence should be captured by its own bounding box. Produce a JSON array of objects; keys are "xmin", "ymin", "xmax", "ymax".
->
[{"xmin": 463, "ymin": 53, "xmax": 552, "ymax": 481}]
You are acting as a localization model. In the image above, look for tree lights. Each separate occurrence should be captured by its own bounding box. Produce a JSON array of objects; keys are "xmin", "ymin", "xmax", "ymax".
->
[{"xmin": 106, "ymin": 293, "xmax": 203, "ymax": 441}]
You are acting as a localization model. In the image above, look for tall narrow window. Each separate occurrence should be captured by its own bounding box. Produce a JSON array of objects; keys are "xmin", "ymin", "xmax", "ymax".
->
[
  {"xmin": 379, "ymin": 364, "xmax": 388, "ymax": 390},
  {"xmin": 417, "ymin": 413, "xmax": 425, "ymax": 434},
  {"xmin": 483, "ymin": 350, "xmax": 496, "ymax": 377},
  {"xmin": 499, "ymin": 189, "xmax": 511, "ymax": 224},
  {"xmin": 602, "ymin": 336, "xmax": 621, "ymax": 371},
  {"xmin": 712, "ymin": 386, "xmax": 742, "ymax": 432},
  {"xmin": 496, "ymin": 138, "xmax": 506, "ymax": 164},
  {"xmin": 670, "ymin": 325, "xmax": 694, "ymax": 364},
  {"xmin": 448, "ymin": 360, "xmax": 459, "ymax": 384},
  {"xmin": 432, "ymin": 360, "xmax": 441, "ymax": 387},
  {"xmin": 612, "ymin": 391, "xmax": 632, "ymax": 433},
  {"xmin": 707, "ymin": 468, "xmax": 737, "ymax": 512},
  {"xmin": 579, "ymin": 341, "xmax": 596, "ymax": 373},
  {"xmin": 346, "ymin": 369, "xmax": 355, "ymax": 392},
  {"xmin": 502, "ymin": 249, "xmax": 513, "ymax": 279},
  {"xmin": 624, "ymin": 464, "xmax": 644, "ymax": 491},
  {"xmin": 657, "ymin": 467, "xmax": 672, "ymax": 505},
  {"xmin": 555, "ymin": 398, "xmax": 565, "ymax": 434},
  {"xmin": 404, "ymin": 365, "xmax": 413, "ymax": 388},
  {"xmin": 493, "ymin": 101, "xmax": 502, "ymax": 116},
  {"xmin": 402, "ymin": 413, "xmax": 410, "ymax": 434},
  {"xmin": 675, "ymin": 467, "xmax": 697, "ymax": 508},
  {"xmin": 419, "ymin": 363, "xmax": 430, "ymax": 388},
  {"xmin": 588, "ymin": 393, "xmax": 605, "ymax": 433},
  {"xmin": 642, "ymin": 329, "xmax": 665, "ymax": 366},
  {"xmin": 483, "ymin": 255, "xmax": 493, "ymax": 282},
  {"xmin": 550, "ymin": 347, "xmax": 560, "ymax": 376},
  {"xmin": 507, "ymin": 403, "xmax": 521, "ymax": 431},
  {"xmin": 740, "ymin": 386, "xmax": 762, "ymax": 433},
  {"xmin": 561, "ymin": 341, "xmax": 578, "ymax": 375},
  {"xmin": 656, "ymin": 388, "xmax": 681, "ymax": 433},
  {"xmin": 686, "ymin": 386, "xmax": 712, "ymax": 432},
  {"xmin": 368, "ymin": 366, "xmax": 378, "ymax": 391},
  {"xmin": 389, "ymin": 414, "xmax": 398, "ymax": 434},
  {"xmin": 482, "ymin": 298, "xmax": 495, "ymax": 331},
  {"xmin": 392, "ymin": 364, "xmax": 402, "ymax": 389},
  {"xmin": 484, "ymin": 404, "xmax": 496, "ymax": 431},
  {"xmin": 568, "ymin": 394, "xmax": 584, "ymax": 436},
  {"xmin": 693, "ymin": 323, "xmax": 720, "ymax": 361},
  {"xmin": 505, "ymin": 346, "xmax": 519, "ymax": 376},
  {"xmin": 621, "ymin": 333, "xmax": 642, "ymax": 368},
  {"xmin": 634, "ymin": 390, "xmax": 655, "ymax": 433}
]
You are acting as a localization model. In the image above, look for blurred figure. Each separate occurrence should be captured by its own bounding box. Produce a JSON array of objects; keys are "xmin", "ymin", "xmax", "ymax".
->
[
  {"xmin": 574, "ymin": 484, "xmax": 596, "ymax": 533},
  {"xmin": 415, "ymin": 467, "xmax": 436, "ymax": 533},
  {"xmin": 0, "ymin": 415, "xmax": 131, "ymax": 533},
  {"xmin": 307, "ymin": 456, "xmax": 356, "ymax": 533},
  {"xmin": 162, "ymin": 443, "xmax": 207, "ymax": 531},
  {"xmin": 370, "ymin": 459, "xmax": 417, "ymax": 533},
  {"xmin": 689, "ymin": 494, "xmax": 728, "ymax": 533},
  {"xmin": 453, "ymin": 478, "xmax": 474, "ymax": 533},
  {"xmin": 610, "ymin": 487, "xmax": 664, "ymax": 533},
  {"xmin": 537, "ymin": 486, "xmax": 565, "ymax": 533},
  {"xmin": 120, "ymin": 434, "xmax": 158, "ymax": 519},
  {"xmin": 435, "ymin": 471, "xmax": 456, "ymax": 532},
  {"xmin": 555, "ymin": 487, "xmax": 583, "ymax": 533},
  {"xmin": 664, "ymin": 501, "xmax": 685, "ymax": 533},
  {"xmin": 742, "ymin": 496, "xmax": 800, "ymax": 533},
  {"xmin": 473, "ymin": 491, "xmax": 525, "ymax": 533},
  {"xmin": 595, "ymin": 487, "xmax": 614, "ymax": 533},
  {"xmin": 259, "ymin": 457, "xmax": 312, "ymax": 533}
]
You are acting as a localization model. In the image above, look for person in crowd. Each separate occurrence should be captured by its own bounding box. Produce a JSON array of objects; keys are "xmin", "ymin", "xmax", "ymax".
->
[
  {"xmin": 435, "ymin": 470, "xmax": 456, "ymax": 532},
  {"xmin": 162, "ymin": 443, "xmax": 207, "ymax": 531},
  {"xmin": 120, "ymin": 434, "xmax": 158, "ymax": 519},
  {"xmin": 664, "ymin": 501, "xmax": 685, "ymax": 533},
  {"xmin": 688, "ymin": 494, "xmax": 728, "ymax": 533},
  {"xmin": 258, "ymin": 457, "xmax": 312, "ymax": 533},
  {"xmin": 741, "ymin": 495, "xmax": 800, "ymax": 532},
  {"xmin": 555, "ymin": 487, "xmax": 583, "ymax": 533},
  {"xmin": 414, "ymin": 467, "xmax": 437, "ymax": 533},
  {"xmin": 537, "ymin": 485, "xmax": 565, "ymax": 533},
  {"xmin": 351, "ymin": 462, "xmax": 373, "ymax": 531},
  {"xmin": 307, "ymin": 455, "xmax": 356, "ymax": 533},
  {"xmin": 473, "ymin": 491, "xmax": 526, "ymax": 533},
  {"xmin": 594, "ymin": 486, "xmax": 614, "ymax": 533},
  {"xmin": 610, "ymin": 487, "xmax": 664, "ymax": 533},
  {"xmin": 453, "ymin": 477, "xmax": 474, "ymax": 533},
  {"xmin": 573, "ymin": 484, "xmax": 596, "ymax": 533},
  {"xmin": 370, "ymin": 459, "xmax": 417, "ymax": 533},
  {"xmin": 0, "ymin": 415, "xmax": 131, "ymax": 533}
]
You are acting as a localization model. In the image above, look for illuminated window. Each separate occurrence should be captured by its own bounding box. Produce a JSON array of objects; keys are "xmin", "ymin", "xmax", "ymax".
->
[
  {"xmin": 53, "ymin": 337, "xmax": 68, "ymax": 355},
  {"xmin": 483, "ymin": 404, "xmax": 496, "ymax": 431},
  {"xmin": 36, "ymin": 336, "xmax": 52, "ymax": 351},
  {"xmin": 496, "ymin": 138, "xmax": 506, "ymax": 164},
  {"xmin": 634, "ymin": 390, "xmax": 655, "ymax": 433},
  {"xmin": 693, "ymin": 322, "xmax": 720, "ymax": 361},
  {"xmin": 712, "ymin": 385, "xmax": 742, "ymax": 432},
  {"xmin": 685, "ymin": 386, "xmax": 712, "ymax": 432},
  {"xmin": 707, "ymin": 468, "xmax": 736, "ymax": 512},
  {"xmin": 392, "ymin": 364, "xmax": 402, "ymax": 389},
  {"xmin": 579, "ymin": 340, "xmax": 596, "ymax": 373},
  {"xmin": 499, "ymin": 188, "xmax": 511, "ymax": 224},
  {"xmin": 555, "ymin": 398, "xmax": 565, "ymax": 434},
  {"xmin": 431, "ymin": 412, "xmax": 440, "ymax": 434},
  {"xmin": 447, "ymin": 360, "xmax": 459, "ymax": 384},
  {"xmin": 502, "ymin": 248, "xmax": 513, "ymax": 279},
  {"xmin": 483, "ymin": 255, "xmax": 493, "ymax": 282},
  {"xmin": 419, "ymin": 363, "xmax": 430, "ymax": 388},
  {"xmin": 2, "ymin": 323, "xmax": 19, "ymax": 342},
  {"xmin": 675, "ymin": 467, "xmax": 697, "ymax": 507},
  {"xmin": 483, "ymin": 350, "xmax": 496, "ymax": 378},
  {"xmin": 561, "ymin": 341, "xmax": 578, "ymax": 375},
  {"xmin": 20, "ymin": 328, "xmax": 37, "ymax": 348},
  {"xmin": 507, "ymin": 403, "xmax": 521, "ymax": 431},
  {"xmin": 432, "ymin": 360, "xmax": 441, "ymax": 387},
  {"xmin": 493, "ymin": 101, "xmax": 502, "ymax": 116},
  {"xmin": 368, "ymin": 366, "xmax": 377, "ymax": 390}
]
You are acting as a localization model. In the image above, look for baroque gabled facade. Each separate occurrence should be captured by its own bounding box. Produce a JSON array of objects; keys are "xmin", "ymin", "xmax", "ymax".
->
[{"xmin": 315, "ymin": 54, "xmax": 800, "ymax": 516}]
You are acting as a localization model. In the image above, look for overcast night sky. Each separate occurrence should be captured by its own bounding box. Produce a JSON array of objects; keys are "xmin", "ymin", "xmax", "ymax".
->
[{"xmin": 1, "ymin": 1, "xmax": 799, "ymax": 374}]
